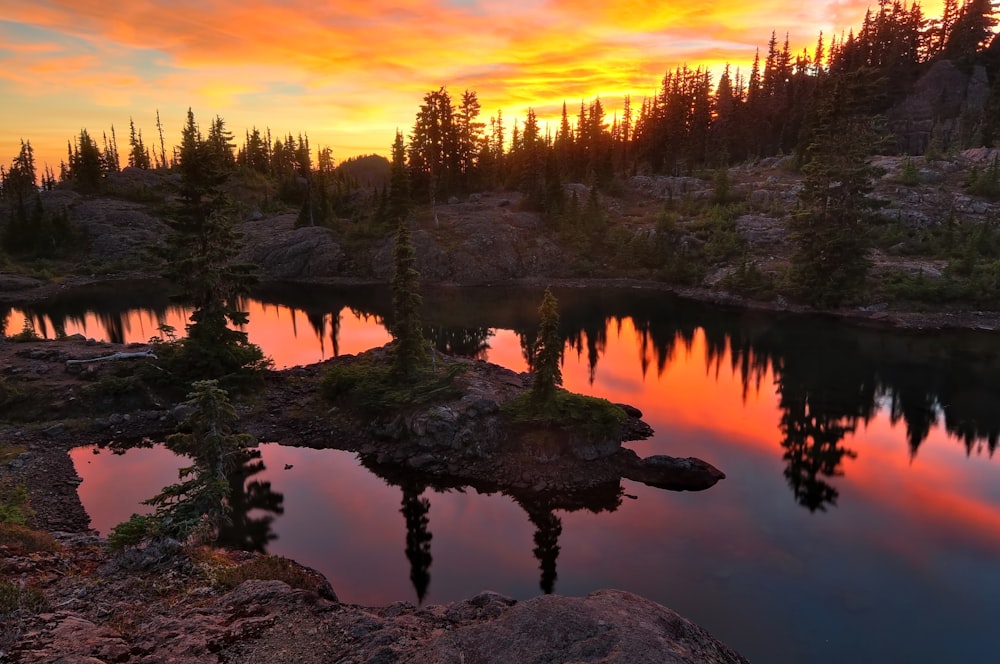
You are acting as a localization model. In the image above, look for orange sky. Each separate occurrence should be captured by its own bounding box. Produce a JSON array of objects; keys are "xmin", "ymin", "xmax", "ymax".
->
[{"xmin": 0, "ymin": 1, "xmax": 947, "ymax": 173}]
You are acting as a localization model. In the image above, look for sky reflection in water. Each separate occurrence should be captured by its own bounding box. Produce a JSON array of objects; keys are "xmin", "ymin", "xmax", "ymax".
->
[{"xmin": 45, "ymin": 287, "xmax": 1000, "ymax": 664}]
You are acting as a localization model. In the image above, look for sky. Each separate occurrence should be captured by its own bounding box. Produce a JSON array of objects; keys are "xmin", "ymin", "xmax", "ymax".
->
[{"xmin": 1, "ymin": 0, "xmax": 946, "ymax": 172}]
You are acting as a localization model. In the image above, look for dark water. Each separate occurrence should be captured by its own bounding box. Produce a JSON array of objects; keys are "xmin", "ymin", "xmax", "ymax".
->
[{"xmin": 12, "ymin": 283, "xmax": 1000, "ymax": 663}]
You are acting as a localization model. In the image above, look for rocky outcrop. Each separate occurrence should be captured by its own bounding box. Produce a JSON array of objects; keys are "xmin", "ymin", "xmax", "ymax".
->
[
  {"xmin": 888, "ymin": 60, "xmax": 992, "ymax": 155},
  {"xmin": 410, "ymin": 589, "xmax": 751, "ymax": 664},
  {"xmin": 339, "ymin": 347, "xmax": 725, "ymax": 495},
  {"xmin": 8, "ymin": 534, "xmax": 748, "ymax": 664},
  {"xmin": 371, "ymin": 193, "xmax": 567, "ymax": 284},
  {"xmin": 238, "ymin": 213, "xmax": 346, "ymax": 280},
  {"xmin": 59, "ymin": 196, "xmax": 170, "ymax": 270},
  {"xmin": 15, "ymin": 580, "xmax": 748, "ymax": 664}
]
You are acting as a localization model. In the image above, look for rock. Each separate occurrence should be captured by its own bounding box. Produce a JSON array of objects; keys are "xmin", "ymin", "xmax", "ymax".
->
[
  {"xmin": 615, "ymin": 403, "xmax": 642, "ymax": 418},
  {"xmin": 889, "ymin": 60, "xmax": 991, "ymax": 154},
  {"xmin": 70, "ymin": 199, "xmax": 170, "ymax": 270},
  {"xmin": 0, "ymin": 274, "xmax": 47, "ymax": 292},
  {"xmin": 370, "ymin": 218, "xmax": 564, "ymax": 285},
  {"xmin": 623, "ymin": 454, "xmax": 726, "ymax": 491},
  {"xmin": 239, "ymin": 214, "xmax": 345, "ymax": 280},
  {"xmin": 409, "ymin": 590, "xmax": 750, "ymax": 664}
]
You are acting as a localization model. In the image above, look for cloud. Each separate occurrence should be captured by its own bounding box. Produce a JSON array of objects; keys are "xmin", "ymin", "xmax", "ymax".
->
[{"xmin": 0, "ymin": 0, "xmax": 915, "ymax": 167}]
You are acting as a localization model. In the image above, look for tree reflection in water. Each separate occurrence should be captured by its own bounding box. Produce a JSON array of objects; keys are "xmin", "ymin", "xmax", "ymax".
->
[
  {"xmin": 400, "ymin": 482, "xmax": 433, "ymax": 603},
  {"xmin": 20, "ymin": 283, "xmax": 1000, "ymax": 513},
  {"xmin": 217, "ymin": 449, "xmax": 285, "ymax": 552},
  {"xmin": 528, "ymin": 508, "xmax": 561, "ymax": 594}
]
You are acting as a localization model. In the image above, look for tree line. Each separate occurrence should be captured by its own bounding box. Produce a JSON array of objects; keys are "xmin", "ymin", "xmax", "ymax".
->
[{"xmin": 0, "ymin": 0, "xmax": 996, "ymax": 308}]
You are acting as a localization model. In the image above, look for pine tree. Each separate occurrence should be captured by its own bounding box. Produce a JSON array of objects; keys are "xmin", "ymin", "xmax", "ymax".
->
[
  {"xmin": 127, "ymin": 118, "xmax": 152, "ymax": 169},
  {"xmin": 206, "ymin": 115, "xmax": 237, "ymax": 170},
  {"xmin": 68, "ymin": 129, "xmax": 104, "ymax": 193},
  {"xmin": 161, "ymin": 109, "xmax": 262, "ymax": 382},
  {"xmin": 387, "ymin": 130, "xmax": 411, "ymax": 224},
  {"xmin": 788, "ymin": 73, "xmax": 884, "ymax": 307},
  {"xmin": 109, "ymin": 380, "xmax": 256, "ymax": 547},
  {"xmin": 390, "ymin": 220, "xmax": 426, "ymax": 377},
  {"xmin": 531, "ymin": 288, "xmax": 563, "ymax": 403},
  {"xmin": 155, "ymin": 109, "xmax": 167, "ymax": 169},
  {"xmin": 943, "ymin": 0, "xmax": 999, "ymax": 62},
  {"xmin": 457, "ymin": 90, "xmax": 484, "ymax": 187}
]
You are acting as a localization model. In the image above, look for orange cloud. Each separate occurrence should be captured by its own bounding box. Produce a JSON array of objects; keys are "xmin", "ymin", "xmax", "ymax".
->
[{"xmin": 0, "ymin": 0, "xmax": 951, "ymax": 170}]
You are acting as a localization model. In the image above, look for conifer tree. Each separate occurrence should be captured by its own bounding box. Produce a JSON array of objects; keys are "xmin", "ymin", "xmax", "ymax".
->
[
  {"xmin": 390, "ymin": 219, "xmax": 426, "ymax": 377},
  {"xmin": 531, "ymin": 288, "xmax": 563, "ymax": 403},
  {"xmin": 68, "ymin": 129, "xmax": 104, "ymax": 193},
  {"xmin": 788, "ymin": 73, "xmax": 883, "ymax": 307},
  {"xmin": 128, "ymin": 118, "xmax": 152, "ymax": 169},
  {"xmin": 388, "ymin": 130, "xmax": 411, "ymax": 224},
  {"xmin": 155, "ymin": 109, "xmax": 167, "ymax": 169},
  {"xmin": 162, "ymin": 109, "xmax": 262, "ymax": 381}
]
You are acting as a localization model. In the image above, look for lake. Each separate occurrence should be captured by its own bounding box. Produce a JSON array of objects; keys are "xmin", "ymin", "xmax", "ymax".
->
[{"xmin": 9, "ymin": 282, "xmax": 1000, "ymax": 663}]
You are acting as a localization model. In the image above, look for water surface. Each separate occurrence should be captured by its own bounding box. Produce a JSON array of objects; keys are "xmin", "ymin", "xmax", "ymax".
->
[{"xmin": 13, "ymin": 283, "xmax": 1000, "ymax": 663}]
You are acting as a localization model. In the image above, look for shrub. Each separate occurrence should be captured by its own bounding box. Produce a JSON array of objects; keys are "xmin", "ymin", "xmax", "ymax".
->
[
  {"xmin": 322, "ymin": 353, "xmax": 463, "ymax": 418},
  {"xmin": 723, "ymin": 254, "xmax": 776, "ymax": 299},
  {"xmin": 10, "ymin": 318, "xmax": 41, "ymax": 342},
  {"xmin": 502, "ymin": 390, "xmax": 627, "ymax": 441},
  {"xmin": 897, "ymin": 158, "xmax": 921, "ymax": 186},
  {"xmin": 108, "ymin": 513, "xmax": 161, "ymax": 551},
  {"xmin": 0, "ymin": 523, "xmax": 59, "ymax": 553},
  {"xmin": 0, "ymin": 480, "xmax": 33, "ymax": 525},
  {"xmin": 0, "ymin": 580, "xmax": 49, "ymax": 614},
  {"xmin": 966, "ymin": 157, "xmax": 1000, "ymax": 199},
  {"xmin": 213, "ymin": 555, "xmax": 321, "ymax": 592}
]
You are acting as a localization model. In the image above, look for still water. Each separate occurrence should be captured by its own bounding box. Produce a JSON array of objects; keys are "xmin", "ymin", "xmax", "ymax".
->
[{"xmin": 9, "ymin": 283, "xmax": 1000, "ymax": 663}]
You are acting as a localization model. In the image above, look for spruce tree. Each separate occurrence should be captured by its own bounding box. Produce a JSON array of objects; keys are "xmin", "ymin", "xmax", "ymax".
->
[
  {"xmin": 788, "ymin": 73, "xmax": 883, "ymax": 307},
  {"xmin": 68, "ymin": 129, "xmax": 103, "ymax": 193},
  {"xmin": 162, "ymin": 109, "xmax": 262, "ymax": 382},
  {"xmin": 390, "ymin": 219, "xmax": 426, "ymax": 377},
  {"xmin": 387, "ymin": 130, "xmax": 411, "ymax": 225},
  {"xmin": 531, "ymin": 288, "xmax": 563, "ymax": 403}
]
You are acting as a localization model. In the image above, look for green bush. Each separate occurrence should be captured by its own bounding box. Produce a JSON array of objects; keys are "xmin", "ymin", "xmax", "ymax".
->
[
  {"xmin": 723, "ymin": 254, "xmax": 776, "ymax": 299},
  {"xmin": 966, "ymin": 157, "xmax": 1000, "ymax": 200},
  {"xmin": 0, "ymin": 480, "xmax": 33, "ymax": 525},
  {"xmin": 108, "ymin": 513, "xmax": 161, "ymax": 551}
]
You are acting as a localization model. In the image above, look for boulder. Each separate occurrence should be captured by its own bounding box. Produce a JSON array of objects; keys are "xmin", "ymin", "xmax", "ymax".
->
[
  {"xmin": 239, "ymin": 214, "xmax": 345, "ymax": 280},
  {"xmin": 623, "ymin": 454, "xmax": 726, "ymax": 491},
  {"xmin": 409, "ymin": 589, "xmax": 750, "ymax": 664},
  {"xmin": 889, "ymin": 61, "xmax": 991, "ymax": 154}
]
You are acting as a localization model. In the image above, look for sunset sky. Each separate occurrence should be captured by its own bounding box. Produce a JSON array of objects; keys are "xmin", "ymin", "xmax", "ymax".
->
[{"xmin": 2, "ymin": 0, "xmax": 946, "ymax": 172}]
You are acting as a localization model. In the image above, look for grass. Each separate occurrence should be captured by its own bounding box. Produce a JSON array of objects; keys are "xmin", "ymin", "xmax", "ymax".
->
[
  {"xmin": 0, "ymin": 479, "xmax": 34, "ymax": 525},
  {"xmin": 322, "ymin": 352, "xmax": 464, "ymax": 417},
  {"xmin": 0, "ymin": 523, "xmax": 59, "ymax": 553},
  {"xmin": 502, "ymin": 390, "xmax": 627, "ymax": 441},
  {"xmin": 206, "ymin": 553, "xmax": 323, "ymax": 592},
  {"xmin": 0, "ymin": 580, "xmax": 49, "ymax": 615},
  {"xmin": 0, "ymin": 442, "xmax": 26, "ymax": 466}
]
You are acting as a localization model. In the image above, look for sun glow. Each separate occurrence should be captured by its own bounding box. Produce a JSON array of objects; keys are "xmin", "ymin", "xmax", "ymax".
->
[{"xmin": 0, "ymin": 0, "xmax": 948, "ymax": 171}]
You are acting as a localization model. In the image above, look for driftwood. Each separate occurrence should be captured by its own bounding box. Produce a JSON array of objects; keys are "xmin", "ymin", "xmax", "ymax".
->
[{"xmin": 66, "ymin": 348, "xmax": 158, "ymax": 366}]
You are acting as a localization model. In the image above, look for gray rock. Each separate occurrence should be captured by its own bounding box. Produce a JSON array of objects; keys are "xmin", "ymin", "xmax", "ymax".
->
[
  {"xmin": 410, "ymin": 590, "xmax": 750, "ymax": 664},
  {"xmin": 623, "ymin": 454, "xmax": 726, "ymax": 491},
  {"xmin": 889, "ymin": 60, "xmax": 991, "ymax": 154},
  {"xmin": 239, "ymin": 214, "xmax": 345, "ymax": 280}
]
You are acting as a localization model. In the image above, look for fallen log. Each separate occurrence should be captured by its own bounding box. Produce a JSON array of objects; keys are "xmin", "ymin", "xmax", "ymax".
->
[{"xmin": 66, "ymin": 348, "xmax": 158, "ymax": 366}]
